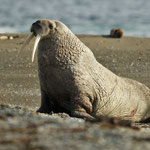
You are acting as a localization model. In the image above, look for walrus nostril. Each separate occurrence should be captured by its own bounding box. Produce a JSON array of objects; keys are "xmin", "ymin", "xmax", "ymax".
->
[{"xmin": 30, "ymin": 22, "xmax": 41, "ymax": 36}]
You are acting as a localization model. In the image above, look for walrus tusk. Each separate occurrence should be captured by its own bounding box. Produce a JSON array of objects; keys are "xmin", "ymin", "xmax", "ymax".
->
[
  {"xmin": 32, "ymin": 35, "xmax": 41, "ymax": 62},
  {"xmin": 18, "ymin": 33, "xmax": 34, "ymax": 55}
]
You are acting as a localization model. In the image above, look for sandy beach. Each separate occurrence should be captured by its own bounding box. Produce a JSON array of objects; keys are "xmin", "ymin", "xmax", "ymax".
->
[
  {"xmin": 0, "ymin": 34, "xmax": 150, "ymax": 150},
  {"xmin": 0, "ymin": 34, "xmax": 150, "ymax": 109}
]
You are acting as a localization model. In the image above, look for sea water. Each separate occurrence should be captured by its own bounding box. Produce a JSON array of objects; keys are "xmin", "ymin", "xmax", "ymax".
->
[{"xmin": 0, "ymin": 0, "xmax": 150, "ymax": 37}]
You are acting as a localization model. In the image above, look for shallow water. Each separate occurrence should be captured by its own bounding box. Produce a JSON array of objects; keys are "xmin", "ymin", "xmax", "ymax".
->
[{"xmin": 1, "ymin": 0, "xmax": 150, "ymax": 37}]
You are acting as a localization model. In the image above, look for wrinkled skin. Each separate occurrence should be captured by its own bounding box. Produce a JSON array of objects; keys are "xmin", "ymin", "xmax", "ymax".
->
[{"xmin": 28, "ymin": 19, "xmax": 150, "ymax": 122}]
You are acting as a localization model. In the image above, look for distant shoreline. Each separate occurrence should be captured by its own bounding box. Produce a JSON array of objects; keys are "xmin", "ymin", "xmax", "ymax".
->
[{"xmin": 1, "ymin": 33, "xmax": 150, "ymax": 39}]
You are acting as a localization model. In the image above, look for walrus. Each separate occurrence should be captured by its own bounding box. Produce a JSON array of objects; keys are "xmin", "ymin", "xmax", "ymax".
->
[
  {"xmin": 20, "ymin": 19, "xmax": 150, "ymax": 122},
  {"xmin": 110, "ymin": 28, "xmax": 123, "ymax": 38}
]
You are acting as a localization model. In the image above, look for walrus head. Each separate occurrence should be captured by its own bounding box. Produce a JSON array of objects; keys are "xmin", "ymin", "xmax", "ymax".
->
[
  {"xmin": 30, "ymin": 20, "xmax": 57, "ymax": 37},
  {"xmin": 20, "ymin": 19, "xmax": 69, "ymax": 62}
]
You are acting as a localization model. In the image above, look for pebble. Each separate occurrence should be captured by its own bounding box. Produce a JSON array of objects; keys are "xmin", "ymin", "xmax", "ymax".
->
[{"xmin": 9, "ymin": 36, "xmax": 14, "ymax": 40}]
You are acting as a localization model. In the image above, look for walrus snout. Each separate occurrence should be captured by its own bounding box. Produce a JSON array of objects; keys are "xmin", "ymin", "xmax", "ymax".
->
[
  {"xmin": 19, "ymin": 20, "xmax": 42, "ymax": 62},
  {"xmin": 31, "ymin": 21, "xmax": 42, "ymax": 36}
]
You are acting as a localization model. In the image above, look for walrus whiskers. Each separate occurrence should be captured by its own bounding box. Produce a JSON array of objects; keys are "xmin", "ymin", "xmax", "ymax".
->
[
  {"xmin": 19, "ymin": 33, "xmax": 41, "ymax": 62},
  {"xmin": 18, "ymin": 33, "xmax": 34, "ymax": 56}
]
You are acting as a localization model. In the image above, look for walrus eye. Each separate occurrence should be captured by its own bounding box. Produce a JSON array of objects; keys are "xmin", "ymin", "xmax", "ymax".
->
[{"xmin": 49, "ymin": 24, "xmax": 53, "ymax": 29}]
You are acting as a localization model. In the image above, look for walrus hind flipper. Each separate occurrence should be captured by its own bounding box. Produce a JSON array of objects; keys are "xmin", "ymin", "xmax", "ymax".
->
[{"xmin": 140, "ymin": 117, "xmax": 150, "ymax": 123}]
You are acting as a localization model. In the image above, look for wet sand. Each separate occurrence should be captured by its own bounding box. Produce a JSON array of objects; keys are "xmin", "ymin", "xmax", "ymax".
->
[{"xmin": 0, "ymin": 34, "xmax": 150, "ymax": 150}]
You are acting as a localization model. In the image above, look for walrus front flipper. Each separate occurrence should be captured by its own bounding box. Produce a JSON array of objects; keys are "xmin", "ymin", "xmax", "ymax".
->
[{"xmin": 36, "ymin": 90, "xmax": 52, "ymax": 114}]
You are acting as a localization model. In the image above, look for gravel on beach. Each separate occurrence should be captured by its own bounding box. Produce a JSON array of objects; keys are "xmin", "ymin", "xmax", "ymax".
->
[{"xmin": 0, "ymin": 104, "xmax": 150, "ymax": 150}]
